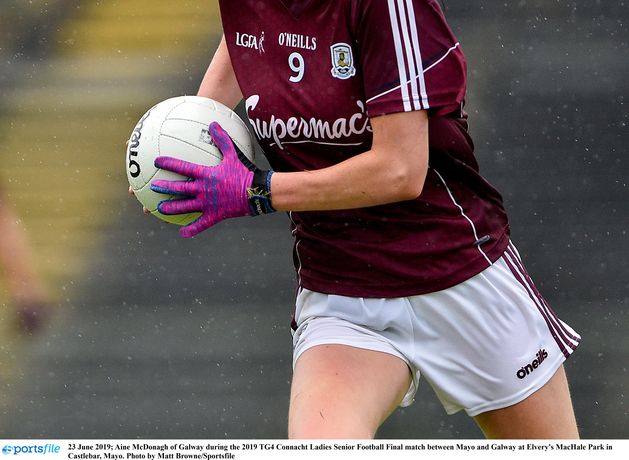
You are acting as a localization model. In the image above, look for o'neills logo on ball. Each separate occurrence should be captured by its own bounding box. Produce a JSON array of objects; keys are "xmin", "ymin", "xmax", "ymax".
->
[
  {"xmin": 516, "ymin": 349, "xmax": 548, "ymax": 379},
  {"xmin": 127, "ymin": 109, "xmax": 151, "ymax": 178}
]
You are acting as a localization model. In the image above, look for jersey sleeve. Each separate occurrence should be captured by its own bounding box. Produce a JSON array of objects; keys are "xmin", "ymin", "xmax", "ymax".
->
[{"xmin": 352, "ymin": 0, "xmax": 467, "ymax": 117}]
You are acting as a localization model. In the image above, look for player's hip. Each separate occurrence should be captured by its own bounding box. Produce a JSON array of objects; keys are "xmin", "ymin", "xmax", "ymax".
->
[{"xmin": 291, "ymin": 242, "xmax": 581, "ymax": 415}]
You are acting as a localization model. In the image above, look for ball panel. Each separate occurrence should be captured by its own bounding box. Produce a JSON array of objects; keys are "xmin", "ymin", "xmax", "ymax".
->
[
  {"xmin": 150, "ymin": 208, "xmax": 201, "ymax": 226},
  {"xmin": 158, "ymin": 120, "xmax": 223, "ymax": 164},
  {"xmin": 174, "ymin": 96, "xmax": 254, "ymax": 155}
]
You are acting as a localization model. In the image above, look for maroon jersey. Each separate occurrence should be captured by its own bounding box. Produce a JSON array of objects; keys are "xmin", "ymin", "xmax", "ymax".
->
[{"xmin": 219, "ymin": 0, "xmax": 510, "ymax": 297}]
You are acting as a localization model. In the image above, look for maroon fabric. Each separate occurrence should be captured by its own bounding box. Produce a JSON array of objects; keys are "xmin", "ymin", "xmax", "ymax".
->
[{"xmin": 219, "ymin": 0, "xmax": 510, "ymax": 297}]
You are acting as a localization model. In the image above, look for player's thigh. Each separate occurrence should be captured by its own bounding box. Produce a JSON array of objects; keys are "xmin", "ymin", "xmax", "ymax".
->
[
  {"xmin": 288, "ymin": 344, "xmax": 412, "ymax": 439},
  {"xmin": 474, "ymin": 365, "xmax": 579, "ymax": 439}
]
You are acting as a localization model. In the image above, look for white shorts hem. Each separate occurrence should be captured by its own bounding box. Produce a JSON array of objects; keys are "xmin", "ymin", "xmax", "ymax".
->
[
  {"xmin": 293, "ymin": 338, "xmax": 418, "ymax": 408},
  {"xmin": 461, "ymin": 355, "xmax": 567, "ymax": 417}
]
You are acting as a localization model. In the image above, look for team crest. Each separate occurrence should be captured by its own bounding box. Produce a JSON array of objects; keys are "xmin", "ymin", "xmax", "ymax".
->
[{"xmin": 330, "ymin": 43, "xmax": 356, "ymax": 80}]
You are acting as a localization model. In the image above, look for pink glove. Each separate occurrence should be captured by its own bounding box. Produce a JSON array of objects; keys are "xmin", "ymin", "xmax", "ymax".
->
[{"xmin": 151, "ymin": 122, "xmax": 274, "ymax": 238}]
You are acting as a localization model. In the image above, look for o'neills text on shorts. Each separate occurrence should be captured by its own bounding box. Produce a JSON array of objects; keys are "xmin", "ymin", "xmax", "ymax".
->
[{"xmin": 516, "ymin": 349, "xmax": 548, "ymax": 379}]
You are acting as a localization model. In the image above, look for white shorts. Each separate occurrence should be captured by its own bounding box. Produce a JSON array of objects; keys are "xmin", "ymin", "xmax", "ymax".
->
[{"xmin": 292, "ymin": 242, "xmax": 580, "ymax": 416}]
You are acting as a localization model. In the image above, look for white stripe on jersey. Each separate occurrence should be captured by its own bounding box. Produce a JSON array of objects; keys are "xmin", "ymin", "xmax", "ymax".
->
[
  {"xmin": 395, "ymin": 0, "xmax": 421, "ymax": 110},
  {"xmin": 387, "ymin": 0, "xmax": 412, "ymax": 111},
  {"xmin": 403, "ymin": 0, "xmax": 429, "ymax": 109},
  {"xmin": 289, "ymin": 212, "xmax": 304, "ymax": 286},
  {"xmin": 386, "ymin": 0, "xmax": 428, "ymax": 111},
  {"xmin": 424, "ymin": 42, "xmax": 461, "ymax": 72},
  {"xmin": 366, "ymin": 38, "xmax": 461, "ymax": 107},
  {"xmin": 433, "ymin": 168, "xmax": 492, "ymax": 265}
]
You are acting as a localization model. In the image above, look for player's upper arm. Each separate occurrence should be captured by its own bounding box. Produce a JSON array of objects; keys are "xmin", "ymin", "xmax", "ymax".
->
[
  {"xmin": 370, "ymin": 109, "xmax": 429, "ymax": 201},
  {"xmin": 197, "ymin": 35, "xmax": 243, "ymax": 108}
]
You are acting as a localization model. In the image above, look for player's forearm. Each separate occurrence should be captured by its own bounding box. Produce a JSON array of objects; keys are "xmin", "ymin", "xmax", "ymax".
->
[
  {"xmin": 197, "ymin": 35, "xmax": 243, "ymax": 108},
  {"xmin": 270, "ymin": 111, "xmax": 429, "ymax": 212},
  {"xmin": 270, "ymin": 153, "xmax": 425, "ymax": 212}
]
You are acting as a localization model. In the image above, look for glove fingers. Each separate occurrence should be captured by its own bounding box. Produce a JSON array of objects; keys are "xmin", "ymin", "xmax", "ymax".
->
[
  {"xmin": 151, "ymin": 179, "xmax": 195, "ymax": 196},
  {"xmin": 157, "ymin": 198, "xmax": 202, "ymax": 215},
  {"xmin": 208, "ymin": 122, "xmax": 234, "ymax": 154},
  {"xmin": 180, "ymin": 215, "xmax": 216, "ymax": 238},
  {"xmin": 209, "ymin": 122, "xmax": 255, "ymax": 171},
  {"xmin": 155, "ymin": 156, "xmax": 203, "ymax": 178}
]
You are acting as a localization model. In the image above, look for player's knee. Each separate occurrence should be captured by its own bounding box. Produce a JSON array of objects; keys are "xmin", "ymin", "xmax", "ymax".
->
[
  {"xmin": 288, "ymin": 389, "xmax": 379, "ymax": 439},
  {"xmin": 288, "ymin": 412, "xmax": 376, "ymax": 439}
]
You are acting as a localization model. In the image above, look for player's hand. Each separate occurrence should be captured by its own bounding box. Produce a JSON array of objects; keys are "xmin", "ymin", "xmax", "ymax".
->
[
  {"xmin": 128, "ymin": 186, "xmax": 150, "ymax": 214},
  {"xmin": 150, "ymin": 122, "xmax": 274, "ymax": 238}
]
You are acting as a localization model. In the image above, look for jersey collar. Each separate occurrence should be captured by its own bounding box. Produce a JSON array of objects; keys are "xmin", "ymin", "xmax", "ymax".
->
[{"xmin": 277, "ymin": 0, "xmax": 317, "ymax": 18}]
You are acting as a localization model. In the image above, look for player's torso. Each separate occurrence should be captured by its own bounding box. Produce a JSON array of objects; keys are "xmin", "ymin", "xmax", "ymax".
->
[
  {"xmin": 219, "ymin": 0, "xmax": 370, "ymax": 171},
  {"xmin": 219, "ymin": 0, "xmax": 510, "ymax": 298}
]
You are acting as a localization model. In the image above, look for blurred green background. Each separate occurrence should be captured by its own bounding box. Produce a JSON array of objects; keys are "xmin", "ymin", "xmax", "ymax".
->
[{"xmin": 0, "ymin": 0, "xmax": 627, "ymax": 438}]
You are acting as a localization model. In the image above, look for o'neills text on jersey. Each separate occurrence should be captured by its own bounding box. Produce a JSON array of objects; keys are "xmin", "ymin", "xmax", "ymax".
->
[
  {"xmin": 516, "ymin": 349, "xmax": 548, "ymax": 379},
  {"xmin": 278, "ymin": 32, "xmax": 317, "ymax": 50},
  {"xmin": 245, "ymin": 95, "xmax": 371, "ymax": 150}
]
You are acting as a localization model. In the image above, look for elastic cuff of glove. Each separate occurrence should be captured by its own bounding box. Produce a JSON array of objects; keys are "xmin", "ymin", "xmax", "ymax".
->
[{"xmin": 248, "ymin": 170, "xmax": 275, "ymax": 216}]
